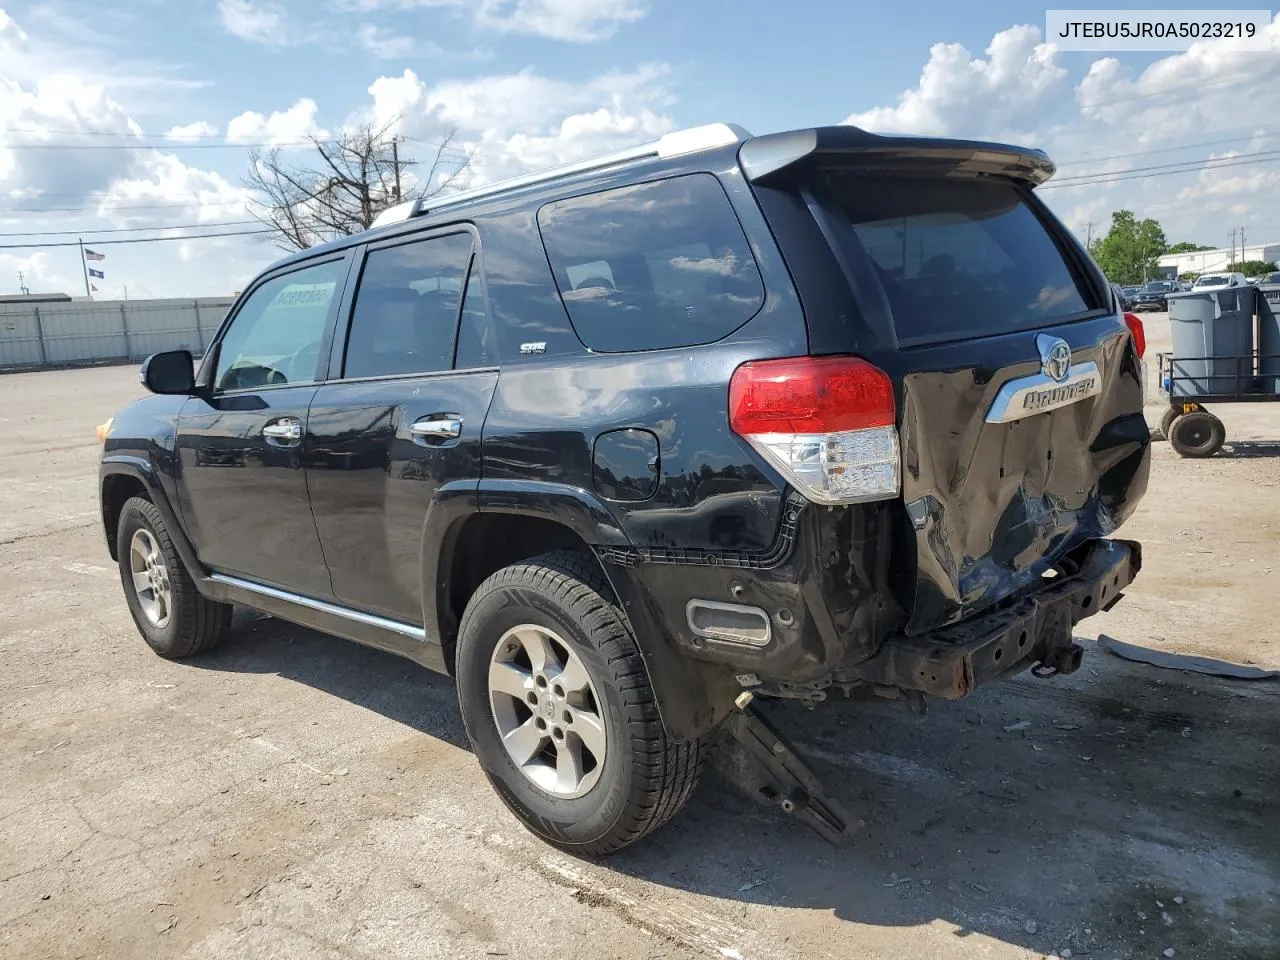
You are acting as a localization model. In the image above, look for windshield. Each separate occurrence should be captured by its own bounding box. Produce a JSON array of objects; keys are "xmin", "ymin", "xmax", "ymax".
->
[
  {"xmin": 822, "ymin": 175, "xmax": 1094, "ymax": 343},
  {"xmin": 1196, "ymin": 275, "xmax": 1228, "ymax": 286},
  {"xmin": 1145, "ymin": 282, "xmax": 1171, "ymax": 292}
]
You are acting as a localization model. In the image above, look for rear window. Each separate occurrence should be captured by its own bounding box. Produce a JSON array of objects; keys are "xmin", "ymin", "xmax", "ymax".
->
[
  {"xmin": 823, "ymin": 176, "xmax": 1094, "ymax": 344},
  {"xmin": 538, "ymin": 174, "xmax": 765, "ymax": 352}
]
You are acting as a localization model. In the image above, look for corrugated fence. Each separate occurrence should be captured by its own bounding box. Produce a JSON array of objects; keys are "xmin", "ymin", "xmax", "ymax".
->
[{"xmin": 0, "ymin": 297, "xmax": 234, "ymax": 371}]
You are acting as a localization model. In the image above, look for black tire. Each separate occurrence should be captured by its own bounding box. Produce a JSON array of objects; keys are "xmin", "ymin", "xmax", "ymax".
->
[
  {"xmin": 1168, "ymin": 411, "xmax": 1226, "ymax": 458},
  {"xmin": 455, "ymin": 550, "xmax": 704, "ymax": 856},
  {"xmin": 1157, "ymin": 406, "xmax": 1179, "ymax": 441},
  {"xmin": 116, "ymin": 496, "xmax": 231, "ymax": 658}
]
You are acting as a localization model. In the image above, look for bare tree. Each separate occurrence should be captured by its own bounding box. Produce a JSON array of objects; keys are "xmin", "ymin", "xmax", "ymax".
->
[{"xmin": 245, "ymin": 122, "xmax": 473, "ymax": 251}]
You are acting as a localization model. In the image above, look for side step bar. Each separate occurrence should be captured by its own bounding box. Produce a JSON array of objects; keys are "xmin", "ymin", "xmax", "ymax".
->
[{"xmin": 722, "ymin": 692, "xmax": 857, "ymax": 847}]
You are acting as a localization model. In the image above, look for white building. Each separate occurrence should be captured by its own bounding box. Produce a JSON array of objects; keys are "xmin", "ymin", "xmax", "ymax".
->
[{"xmin": 1157, "ymin": 242, "xmax": 1280, "ymax": 277}]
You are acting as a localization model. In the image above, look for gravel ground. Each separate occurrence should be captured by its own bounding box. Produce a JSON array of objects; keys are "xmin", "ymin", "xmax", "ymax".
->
[{"xmin": 1, "ymin": 319, "xmax": 1276, "ymax": 960}]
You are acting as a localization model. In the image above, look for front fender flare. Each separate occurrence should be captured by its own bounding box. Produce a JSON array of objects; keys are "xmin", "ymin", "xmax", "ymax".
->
[{"xmin": 99, "ymin": 455, "xmax": 204, "ymax": 581}]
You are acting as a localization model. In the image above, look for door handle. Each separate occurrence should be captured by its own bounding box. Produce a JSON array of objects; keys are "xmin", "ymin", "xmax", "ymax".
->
[
  {"xmin": 410, "ymin": 416, "xmax": 462, "ymax": 444},
  {"xmin": 262, "ymin": 417, "xmax": 302, "ymax": 446}
]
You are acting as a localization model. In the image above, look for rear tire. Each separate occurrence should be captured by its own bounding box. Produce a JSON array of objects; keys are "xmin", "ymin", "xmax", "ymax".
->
[
  {"xmin": 455, "ymin": 550, "xmax": 704, "ymax": 855},
  {"xmin": 1168, "ymin": 411, "xmax": 1226, "ymax": 458},
  {"xmin": 116, "ymin": 496, "xmax": 231, "ymax": 658}
]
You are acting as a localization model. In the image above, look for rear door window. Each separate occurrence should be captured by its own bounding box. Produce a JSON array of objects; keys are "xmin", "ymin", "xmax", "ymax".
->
[
  {"xmin": 343, "ymin": 232, "xmax": 473, "ymax": 379},
  {"xmin": 538, "ymin": 173, "xmax": 765, "ymax": 352},
  {"xmin": 823, "ymin": 176, "xmax": 1095, "ymax": 344}
]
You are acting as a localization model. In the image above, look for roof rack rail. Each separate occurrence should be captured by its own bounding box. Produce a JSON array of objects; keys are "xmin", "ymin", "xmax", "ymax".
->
[{"xmin": 368, "ymin": 122, "xmax": 750, "ymax": 230}]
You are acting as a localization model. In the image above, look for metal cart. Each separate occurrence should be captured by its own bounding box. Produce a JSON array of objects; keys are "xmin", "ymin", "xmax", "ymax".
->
[{"xmin": 1156, "ymin": 351, "xmax": 1280, "ymax": 457}]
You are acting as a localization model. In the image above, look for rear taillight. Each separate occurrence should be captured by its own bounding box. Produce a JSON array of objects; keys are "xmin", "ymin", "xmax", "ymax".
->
[
  {"xmin": 1124, "ymin": 312, "xmax": 1146, "ymax": 359},
  {"xmin": 729, "ymin": 355, "xmax": 900, "ymax": 505}
]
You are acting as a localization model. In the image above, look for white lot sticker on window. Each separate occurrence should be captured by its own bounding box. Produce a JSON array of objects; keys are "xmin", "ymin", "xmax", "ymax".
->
[{"xmin": 269, "ymin": 283, "xmax": 337, "ymax": 309}]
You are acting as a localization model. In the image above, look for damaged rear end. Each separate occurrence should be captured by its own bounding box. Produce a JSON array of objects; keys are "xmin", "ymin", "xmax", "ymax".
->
[{"xmin": 735, "ymin": 126, "xmax": 1150, "ymax": 700}]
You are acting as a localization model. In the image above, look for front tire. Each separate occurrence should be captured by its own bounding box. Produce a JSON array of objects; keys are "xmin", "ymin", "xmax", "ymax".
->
[
  {"xmin": 116, "ymin": 496, "xmax": 231, "ymax": 659},
  {"xmin": 455, "ymin": 550, "xmax": 704, "ymax": 855}
]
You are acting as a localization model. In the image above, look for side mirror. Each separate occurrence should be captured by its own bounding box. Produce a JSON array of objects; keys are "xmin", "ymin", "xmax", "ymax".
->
[{"xmin": 140, "ymin": 350, "xmax": 195, "ymax": 395}]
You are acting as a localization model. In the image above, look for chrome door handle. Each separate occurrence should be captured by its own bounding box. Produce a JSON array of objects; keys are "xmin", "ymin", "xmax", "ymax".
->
[
  {"xmin": 262, "ymin": 418, "xmax": 302, "ymax": 445},
  {"xmin": 410, "ymin": 417, "xmax": 462, "ymax": 443}
]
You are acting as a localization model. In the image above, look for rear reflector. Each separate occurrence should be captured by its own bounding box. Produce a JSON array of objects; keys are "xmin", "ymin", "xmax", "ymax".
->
[
  {"xmin": 729, "ymin": 356, "xmax": 900, "ymax": 505},
  {"xmin": 1123, "ymin": 312, "xmax": 1146, "ymax": 359}
]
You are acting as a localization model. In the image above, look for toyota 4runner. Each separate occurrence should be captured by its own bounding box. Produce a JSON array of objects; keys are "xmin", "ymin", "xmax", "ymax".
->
[{"xmin": 99, "ymin": 123, "xmax": 1150, "ymax": 854}]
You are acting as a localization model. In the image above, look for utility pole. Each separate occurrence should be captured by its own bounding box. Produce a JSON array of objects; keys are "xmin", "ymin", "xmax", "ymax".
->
[
  {"xmin": 18, "ymin": 270, "xmax": 29, "ymax": 295},
  {"xmin": 1239, "ymin": 225, "xmax": 1246, "ymax": 265},
  {"xmin": 392, "ymin": 136, "xmax": 402, "ymax": 202},
  {"xmin": 1228, "ymin": 228, "xmax": 1237, "ymax": 270},
  {"xmin": 78, "ymin": 237, "xmax": 91, "ymax": 297},
  {"xmin": 1085, "ymin": 221, "xmax": 1095, "ymax": 248}
]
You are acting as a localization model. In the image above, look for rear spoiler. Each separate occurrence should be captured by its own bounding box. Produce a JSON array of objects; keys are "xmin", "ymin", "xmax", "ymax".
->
[{"xmin": 738, "ymin": 126, "xmax": 1056, "ymax": 187}]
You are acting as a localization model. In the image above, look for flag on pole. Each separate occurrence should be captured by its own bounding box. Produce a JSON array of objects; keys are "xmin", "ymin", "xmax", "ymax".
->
[
  {"xmin": 84, "ymin": 249, "xmax": 105, "ymax": 261},
  {"xmin": 88, "ymin": 268, "xmax": 105, "ymax": 279}
]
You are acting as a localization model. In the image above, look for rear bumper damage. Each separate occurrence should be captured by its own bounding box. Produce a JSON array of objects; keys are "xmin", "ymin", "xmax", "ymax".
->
[{"xmin": 846, "ymin": 538, "xmax": 1140, "ymax": 699}]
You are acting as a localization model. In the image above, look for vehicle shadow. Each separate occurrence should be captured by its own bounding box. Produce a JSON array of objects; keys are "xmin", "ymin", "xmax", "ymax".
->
[
  {"xmin": 186, "ymin": 609, "xmax": 471, "ymax": 750},
  {"xmin": 1218, "ymin": 441, "xmax": 1280, "ymax": 459},
  {"xmin": 187, "ymin": 617, "xmax": 1279, "ymax": 958}
]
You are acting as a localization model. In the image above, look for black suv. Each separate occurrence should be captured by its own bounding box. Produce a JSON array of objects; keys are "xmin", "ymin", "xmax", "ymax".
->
[
  {"xmin": 1132, "ymin": 280, "xmax": 1176, "ymax": 311},
  {"xmin": 99, "ymin": 124, "xmax": 1150, "ymax": 854}
]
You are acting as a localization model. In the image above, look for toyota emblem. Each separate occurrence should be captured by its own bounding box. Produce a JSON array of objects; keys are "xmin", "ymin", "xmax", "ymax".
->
[{"xmin": 1036, "ymin": 334, "xmax": 1072, "ymax": 383}]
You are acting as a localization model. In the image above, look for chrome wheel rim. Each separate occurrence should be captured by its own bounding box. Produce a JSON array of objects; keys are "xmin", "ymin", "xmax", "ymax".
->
[
  {"xmin": 488, "ymin": 624, "xmax": 607, "ymax": 799},
  {"xmin": 129, "ymin": 528, "xmax": 172, "ymax": 629}
]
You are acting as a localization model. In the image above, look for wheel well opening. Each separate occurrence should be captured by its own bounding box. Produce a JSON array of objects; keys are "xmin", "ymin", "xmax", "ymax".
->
[
  {"xmin": 441, "ymin": 514, "xmax": 597, "ymax": 673},
  {"xmin": 102, "ymin": 474, "xmax": 149, "ymax": 560}
]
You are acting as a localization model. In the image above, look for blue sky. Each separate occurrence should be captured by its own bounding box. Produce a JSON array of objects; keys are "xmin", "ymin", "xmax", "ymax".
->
[{"xmin": 2, "ymin": 1, "xmax": 1279, "ymax": 298}]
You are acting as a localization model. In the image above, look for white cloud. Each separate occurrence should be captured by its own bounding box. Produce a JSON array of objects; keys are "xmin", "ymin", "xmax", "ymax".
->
[
  {"xmin": 845, "ymin": 25, "xmax": 1067, "ymax": 140},
  {"xmin": 475, "ymin": 0, "xmax": 647, "ymax": 42},
  {"xmin": 96, "ymin": 152, "xmax": 251, "ymax": 226},
  {"xmin": 166, "ymin": 121, "xmax": 218, "ymax": 140},
  {"xmin": 331, "ymin": 0, "xmax": 645, "ymax": 42},
  {"xmin": 0, "ymin": 8, "xmax": 28, "ymax": 49},
  {"xmin": 356, "ymin": 23, "xmax": 415, "ymax": 59},
  {"xmin": 365, "ymin": 63, "xmax": 673, "ymax": 189},
  {"xmin": 227, "ymin": 98, "xmax": 327, "ymax": 145},
  {"xmin": 218, "ymin": 0, "xmax": 290, "ymax": 45},
  {"xmin": 842, "ymin": 19, "xmax": 1280, "ymax": 249}
]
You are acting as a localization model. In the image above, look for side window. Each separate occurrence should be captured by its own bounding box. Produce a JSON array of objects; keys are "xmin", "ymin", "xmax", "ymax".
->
[
  {"xmin": 214, "ymin": 259, "xmax": 345, "ymax": 392},
  {"xmin": 344, "ymin": 232, "xmax": 473, "ymax": 379},
  {"xmin": 454, "ymin": 257, "xmax": 495, "ymax": 369},
  {"xmin": 537, "ymin": 173, "xmax": 765, "ymax": 353}
]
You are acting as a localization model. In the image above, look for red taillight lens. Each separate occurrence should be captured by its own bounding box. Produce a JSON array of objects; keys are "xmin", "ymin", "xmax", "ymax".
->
[
  {"xmin": 729, "ymin": 356, "xmax": 895, "ymax": 435},
  {"xmin": 1123, "ymin": 312, "xmax": 1146, "ymax": 359}
]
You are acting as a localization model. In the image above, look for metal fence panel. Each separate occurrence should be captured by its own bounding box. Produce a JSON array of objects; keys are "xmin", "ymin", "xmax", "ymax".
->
[{"xmin": 0, "ymin": 298, "xmax": 234, "ymax": 371}]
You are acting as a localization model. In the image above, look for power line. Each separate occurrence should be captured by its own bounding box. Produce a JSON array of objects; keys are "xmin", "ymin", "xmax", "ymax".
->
[
  {"xmin": 0, "ymin": 219, "xmax": 259, "ymax": 238},
  {"xmin": 0, "ymin": 229, "xmax": 274, "ymax": 250},
  {"xmin": 1052, "ymin": 148, "xmax": 1280, "ymax": 184},
  {"xmin": 0, "ymin": 140, "xmax": 318, "ymax": 151},
  {"xmin": 2, "ymin": 200, "xmax": 251, "ymax": 214},
  {"xmin": 1041, "ymin": 152, "xmax": 1280, "ymax": 190},
  {"xmin": 1055, "ymin": 127, "xmax": 1280, "ymax": 166}
]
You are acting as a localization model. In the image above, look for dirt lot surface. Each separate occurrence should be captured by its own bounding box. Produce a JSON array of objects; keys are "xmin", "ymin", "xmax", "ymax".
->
[{"xmin": 2, "ymin": 319, "xmax": 1277, "ymax": 960}]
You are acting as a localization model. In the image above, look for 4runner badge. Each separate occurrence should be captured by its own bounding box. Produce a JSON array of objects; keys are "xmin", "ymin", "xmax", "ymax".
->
[
  {"xmin": 984, "ymin": 335, "xmax": 1102, "ymax": 424},
  {"xmin": 1038, "ymin": 334, "xmax": 1072, "ymax": 383}
]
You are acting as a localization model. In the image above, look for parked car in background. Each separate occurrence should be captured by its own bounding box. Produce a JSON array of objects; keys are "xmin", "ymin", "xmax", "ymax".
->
[
  {"xmin": 96, "ymin": 123, "xmax": 1150, "ymax": 854},
  {"xmin": 1256, "ymin": 271, "xmax": 1280, "ymax": 285},
  {"xmin": 1112, "ymin": 283, "xmax": 1135, "ymax": 311},
  {"xmin": 1132, "ymin": 280, "xmax": 1178, "ymax": 311},
  {"xmin": 1192, "ymin": 272, "xmax": 1247, "ymax": 290}
]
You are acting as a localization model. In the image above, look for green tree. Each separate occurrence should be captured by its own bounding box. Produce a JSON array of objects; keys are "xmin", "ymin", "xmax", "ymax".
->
[
  {"xmin": 1089, "ymin": 210, "xmax": 1168, "ymax": 284},
  {"xmin": 1167, "ymin": 241, "xmax": 1214, "ymax": 254},
  {"xmin": 1227, "ymin": 260, "xmax": 1277, "ymax": 275}
]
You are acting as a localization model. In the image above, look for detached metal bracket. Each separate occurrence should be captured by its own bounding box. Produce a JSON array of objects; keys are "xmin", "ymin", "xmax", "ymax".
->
[{"xmin": 722, "ymin": 692, "xmax": 857, "ymax": 847}]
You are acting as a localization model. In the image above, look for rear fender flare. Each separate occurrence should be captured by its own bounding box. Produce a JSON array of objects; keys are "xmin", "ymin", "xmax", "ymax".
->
[{"xmin": 423, "ymin": 478, "xmax": 738, "ymax": 742}]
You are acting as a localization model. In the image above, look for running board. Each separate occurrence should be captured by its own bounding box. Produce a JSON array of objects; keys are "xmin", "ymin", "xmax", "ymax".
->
[{"xmin": 722, "ymin": 692, "xmax": 857, "ymax": 847}]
